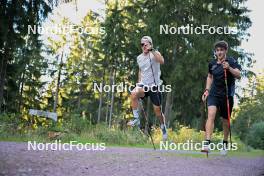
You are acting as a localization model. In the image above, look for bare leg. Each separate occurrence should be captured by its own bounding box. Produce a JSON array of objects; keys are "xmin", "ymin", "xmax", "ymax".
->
[
  {"xmin": 153, "ymin": 105, "xmax": 167, "ymax": 140},
  {"xmin": 205, "ymin": 106, "xmax": 217, "ymax": 140},
  {"xmin": 153, "ymin": 105, "xmax": 165, "ymax": 124},
  {"xmin": 127, "ymin": 87, "xmax": 145, "ymax": 126},
  {"xmin": 130, "ymin": 87, "xmax": 144, "ymax": 109}
]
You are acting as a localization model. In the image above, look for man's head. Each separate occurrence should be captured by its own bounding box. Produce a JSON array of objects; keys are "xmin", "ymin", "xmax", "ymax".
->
[
  {"xmin": 214, "ymin": 40, "xmax": 228, "ymax": 60},
  {"xmin": 141, "ymin": 36, "xmax": 153, "ymax": 54}
]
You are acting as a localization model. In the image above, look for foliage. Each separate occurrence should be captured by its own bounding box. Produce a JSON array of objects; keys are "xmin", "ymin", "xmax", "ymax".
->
[
  {"xmin": 0, "ymin": 0, "xmax": 257, "ymax": 141},
  {"xmin": 0, "ymin": 112, "xmax": 250, "ymax": 151},
  {"xmin": 246, "ymin": 122, "xmax": 264, "ymax": 149},
  {"xmin": 233, "ymin": 71, "xmax": 264, "ymax": 140}
]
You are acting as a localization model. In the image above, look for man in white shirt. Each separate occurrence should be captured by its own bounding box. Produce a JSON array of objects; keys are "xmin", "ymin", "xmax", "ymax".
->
[{"xmin": 127, "ymin": 36, "xmax": 167, "ymax": 140}]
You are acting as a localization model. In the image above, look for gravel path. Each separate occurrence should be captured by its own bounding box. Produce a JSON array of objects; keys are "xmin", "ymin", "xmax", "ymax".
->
[{"xmin": 0, "ymin": 142, "xmax": 264, "ymax": 176}]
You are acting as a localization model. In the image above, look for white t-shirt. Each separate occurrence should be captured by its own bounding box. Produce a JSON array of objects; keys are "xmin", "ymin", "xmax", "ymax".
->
[{"xmin": 137, "ymin": 52, "xmax": 162, "ymax": 86}]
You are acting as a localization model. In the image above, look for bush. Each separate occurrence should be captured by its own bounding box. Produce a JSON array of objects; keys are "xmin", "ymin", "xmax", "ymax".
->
[
  {"xmin": 0, "ymin": 113, "xmax": 253, "ymax": 151},
  {"xmin": 233, "ymin": 96, "xmax": 264, "ymax": 141},
  {"xmin": 153, "ymin": 126, "xmax": 222, "ymax": 144},
  {"xmin": 0, "ymin": 113, "xmax": 23, "ymax": 135},
  {"xmin": 85, "ymin": 124, "xmax": 148, "ymax": 145},
  {"xmin": 66, "ymin": 113, "xmax": 91, "ymax": 134},
  {"xmin": 246, "ymin": 121, "xmax": 264, "ymax": 149}
]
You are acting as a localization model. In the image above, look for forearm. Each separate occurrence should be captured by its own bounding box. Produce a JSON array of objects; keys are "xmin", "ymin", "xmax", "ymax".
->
[
  {"xmin": 151, "ymin": 51, "xmax": 164, "ymax": 64},
  {"xmin": 229, "ymin": 67, "xmax": 241, "ymax": 79},
  {"xmin": 205, "ymin": 75, "xmax": 213, "ymax": 91},
  {"xmin": 138, "ymin": 70, "xmax": 141, "ymax": 82}
]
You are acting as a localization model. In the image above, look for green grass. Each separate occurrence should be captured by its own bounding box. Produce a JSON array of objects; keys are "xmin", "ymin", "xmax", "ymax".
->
[
  {"xmin": 1, "ymin": 133, "xmax": 263, "ymax": 158},
  {"xmin": 0, "ymin": 115, "xmax": 263, "ymax": 158}
]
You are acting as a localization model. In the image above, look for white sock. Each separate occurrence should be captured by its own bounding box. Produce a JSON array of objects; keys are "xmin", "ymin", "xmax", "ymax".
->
[
  {"xmin": 161, "ymin": 123, "xmax": 166, "ymax": 130},
  {"xmin": 132, "ymin": 109, "xmax": 139, "ymax": 119}
]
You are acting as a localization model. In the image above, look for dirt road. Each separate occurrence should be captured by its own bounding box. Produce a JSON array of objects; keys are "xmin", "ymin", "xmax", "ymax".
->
[{"xmin": 0, "ymin": 142, "xmax": 263, "ymax": 176}]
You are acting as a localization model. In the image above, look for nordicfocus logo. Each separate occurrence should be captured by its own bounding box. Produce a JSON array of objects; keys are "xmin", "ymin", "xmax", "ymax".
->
[
  {"xmin": 160, "ymin": 24, "xmax": 238, "ymax": 35},
  {"xmin": 93, "ymin": 82, "xmax": 172, "ymax": 93},
  {"xmin": 27, "ymin": 25, "xmax": 105, "ymax": 35},
  {"xmin": 27, "ymin": 140, "xmax": 106, "ymax": 151},
  {"xmin": 160, "ymin": 141, "xmax": 238, "ymax": 151}
]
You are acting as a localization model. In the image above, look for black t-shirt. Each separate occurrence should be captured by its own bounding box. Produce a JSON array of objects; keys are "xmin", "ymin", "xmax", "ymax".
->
[{"xmin": 208, "ymin": 57, "xmax": 242, "ymax": 97}]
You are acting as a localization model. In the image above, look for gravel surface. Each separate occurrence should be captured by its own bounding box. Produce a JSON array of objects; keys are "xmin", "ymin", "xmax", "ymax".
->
[{"xmin": 0, "ymin": 141, "xmax": 264, "ymax": 176}]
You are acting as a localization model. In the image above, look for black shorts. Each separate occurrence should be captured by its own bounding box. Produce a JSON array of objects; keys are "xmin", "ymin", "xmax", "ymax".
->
[
  {"xmin": 207, "ymin": 95, "xmax": 234, "ymax": 119},
  {"xmin": 138, "ymin": 85, "xmax": 162, "ymax": 106}
]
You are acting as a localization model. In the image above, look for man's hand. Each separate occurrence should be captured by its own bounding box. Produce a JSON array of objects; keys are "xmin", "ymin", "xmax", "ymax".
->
[
  {"xmin": 202, "ymin": 89, "xmax": 209, "ymax": 102},
  {"xmin": 222, "ymin": 61, "xmax": 241, "ymax": 79},
  {"xmin": 151, "ymin": 50, "xmax": 164, "ymax": 64},
  {"xmin": 147, "ymin": 44, "xmax": 153, "ymax": 51},
  {"xmin": 222, "ymin": 61, "xmax": 230, "ymax": 70}
]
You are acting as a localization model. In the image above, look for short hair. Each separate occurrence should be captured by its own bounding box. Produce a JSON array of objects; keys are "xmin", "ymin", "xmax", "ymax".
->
[{"xmin": 214, "ymin": 41, "xmax": 228, "ymax": 50}]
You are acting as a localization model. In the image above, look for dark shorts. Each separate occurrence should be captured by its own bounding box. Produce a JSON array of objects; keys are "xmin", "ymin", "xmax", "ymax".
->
[
  {"xmin": 207, "ymin": 95, "xmax": 234, "ymax": 119},
  {"xmin": 138, "ymin": 85, "xmax": 162, "ymax": 106}
]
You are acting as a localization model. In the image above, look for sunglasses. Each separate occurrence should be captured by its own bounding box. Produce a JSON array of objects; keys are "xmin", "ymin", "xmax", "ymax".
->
[{"xmin": 141, "ymin": 43, "xmax": 147, "ymax": 47}]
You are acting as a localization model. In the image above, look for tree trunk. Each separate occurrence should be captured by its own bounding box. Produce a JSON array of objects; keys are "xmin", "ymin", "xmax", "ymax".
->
[
  {"xmin": 97, "ymin": 78, "xmax": 104, "ymax": 123},
  {"xmin": 164, "ymin": 91, "xmax": 173, "ymax": 128},
  {"xmin": 53, "ymin": 51, "xmax": 64, "ymax": 112},
  {"xmin": 105, "ymin": 72, "xmax": 111, "ymax": 124},
  {"xmin": 18, "ymin": 71, "xmax": 25, "ymax": 112},
  {"xmin": 77, "ymin": 71, "xmax": 85, "ymax": 110},
  {"xmin": 0, "ymin": 58, "xmax": 7, "ymax": 112},
  {"xmin": 0, "ymin": 0, "xmax": 16, "ymax": 112},
  {"xmin": 105, "ymin": 90, "xmax": 110, "ymax": 124},
  {"xmin": 108, "ymin": 69, "xmax": 115, "ymax": 128}
]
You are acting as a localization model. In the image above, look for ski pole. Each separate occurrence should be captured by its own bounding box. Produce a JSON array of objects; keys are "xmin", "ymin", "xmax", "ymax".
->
[
  {"xmin": 139, "ymin": 99, "xmax": 156, "ymax": 150},
  {"xmin": 148, "ymin": 51, "xmax": 164, "ymax": 121},
  {"xmin": 224, "ymin": 68, "xmax": 232, "ymax": 147},
  {"xmin": 204, "ymin": 99, "xmax": 209, "ymax": 158}
]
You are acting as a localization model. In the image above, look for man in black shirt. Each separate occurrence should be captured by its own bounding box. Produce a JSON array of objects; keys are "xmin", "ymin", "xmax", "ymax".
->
[{"xmin": 201, "ymin": 41, "xmax": 241, "ymax": 155}]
